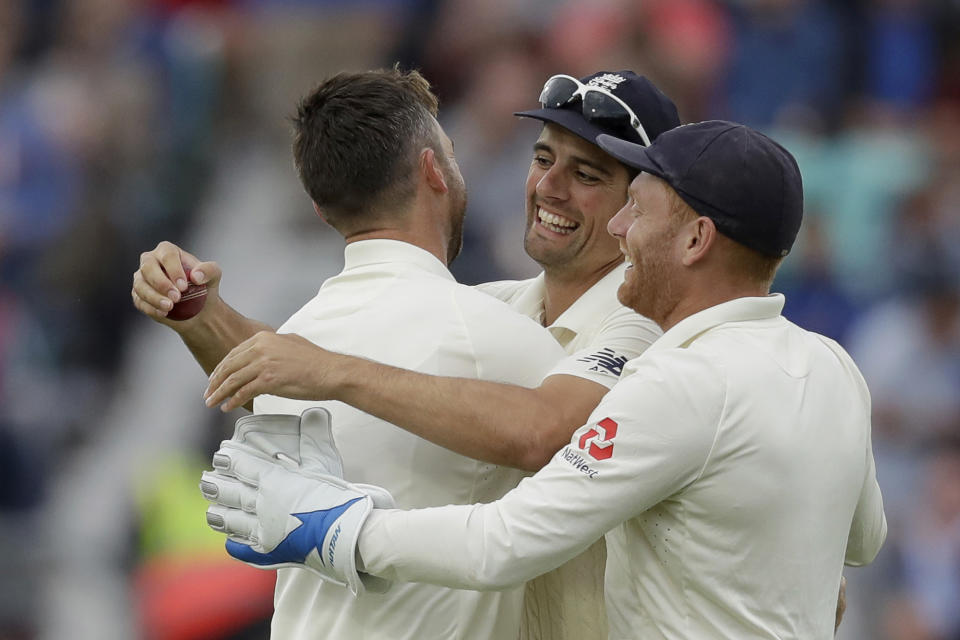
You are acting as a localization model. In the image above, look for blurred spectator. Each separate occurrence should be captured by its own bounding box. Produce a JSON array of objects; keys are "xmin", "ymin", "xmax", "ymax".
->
[
  {"xmin": 0, "ymin": 0, "xmax": 952, "ymax": 637},
  {"xmin": 775, "ymin": 121, "xmax": 930, "ymax": 300},
  {"xmin": 637, "ymin": 0, "xmax": 732, "ymax": 122},
  {"xmin": 845, "ymin": 253, "xmax": 960, "ymax": 538},
  {"xmin": 442, "ymin": 39, "xmax": 545, "ymax": 283},
  {"xmin": 881, "ymin": 442, "xmax": 960, "ymax": 640},
  {"xmin": 418, "ymin": 0, "xmax": 547, "ymax": 100},
  {"xmin": 778, "ymin": 215, "xmax": 859, "ymax": 343},
  {"xmin": 863, "ymin": 0, "xmax": 937, "ymax": 114},
  {"xmin": 847, "ymin": 257, "xmax": 960, "ymax": 445},
  {"xmin": 718, "ymin": 0, "xmax": 848, "ymax": 131},
  {"xmin": 541, "ymin": 0, "xmax": 637, "ymax": 78},
  {"xmin": 0, "ymin": 59, "xmax": 83, "ymax": 298},
  {"xmin": 892, "ymin": 176, "xmax": 960, "ymax": 296}
]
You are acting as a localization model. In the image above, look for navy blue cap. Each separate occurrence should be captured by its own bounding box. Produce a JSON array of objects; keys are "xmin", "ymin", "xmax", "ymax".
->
[
  {"xmin": 515, "ymin": 71, "xmax": 681, "ymax": 146},
  {"xmin": 597, "ymin": 121, "xmax": 803, "ymax": 257}
]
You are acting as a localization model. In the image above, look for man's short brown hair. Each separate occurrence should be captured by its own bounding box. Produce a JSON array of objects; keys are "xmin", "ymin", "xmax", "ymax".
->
[{"xmin": 292, "ymin": 68, "xmax": 440, "ymax": 225}]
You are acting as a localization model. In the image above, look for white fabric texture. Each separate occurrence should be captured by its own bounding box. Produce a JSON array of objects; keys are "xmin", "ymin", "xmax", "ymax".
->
[
  {"xmin": 360, "ymin": 294, "xmax": 887, "ymax": 640},
  {"xmin": 478, "ymin": 263, "xmax": 662, "ymax": 390},
  {"xmin": 253, "ymin": 239, "xmax": 566, "ymax": 640},
  {"xmin": 478, "ymin": 262, "xmax": 661, "ymax": 640}
]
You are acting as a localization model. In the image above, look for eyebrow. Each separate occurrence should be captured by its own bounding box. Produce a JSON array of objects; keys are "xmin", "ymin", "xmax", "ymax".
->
[{"xmin": 533, "ymin": 142, "xmax": 614, "ymax": 178}]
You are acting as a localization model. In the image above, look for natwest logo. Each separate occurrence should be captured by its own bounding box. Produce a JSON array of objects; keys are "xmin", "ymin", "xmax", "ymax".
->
[{"xmin": 578, "ymin": 417, "xmax": 618, "ymax": 461}]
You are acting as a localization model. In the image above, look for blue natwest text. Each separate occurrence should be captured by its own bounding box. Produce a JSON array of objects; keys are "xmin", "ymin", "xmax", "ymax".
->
[{"xmin": 562, "ymin": 447, "xmax": 599, "ymax": 478}]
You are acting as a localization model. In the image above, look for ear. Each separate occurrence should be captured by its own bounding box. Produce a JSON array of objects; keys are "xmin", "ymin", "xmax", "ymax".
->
[
  {"xmin": 420, "ymin": 148, "xmax": 449, "ymax": 195},
  {"xmin": 312, "ymin": 201, "xmax": 328, "ymax": 222},
  {"xmin": 680, "ymin": 217, "xmax": 717, "ymax": 266}
]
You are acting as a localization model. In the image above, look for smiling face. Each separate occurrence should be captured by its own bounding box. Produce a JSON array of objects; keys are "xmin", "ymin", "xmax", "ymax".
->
[
  {"xmin": 524, "ymin": 124, "xmax": 633, "ymax": 280},
  {"xmin": 607, "ymin": 172, "xmax": 691, "ymax": 326}
]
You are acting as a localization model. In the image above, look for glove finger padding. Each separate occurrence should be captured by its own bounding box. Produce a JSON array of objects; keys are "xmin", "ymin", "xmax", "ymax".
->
[
  {"xmin": 200, "ymin": 470, "xmax": 258, "ymax": 512},
  {"xmin": 212, "ymin": 441, "xmax": 286, "ymax": 486},
  {"xmin": 231, "ymin": 412, "xmax": 300, "ymax": 458},
  {"xmin": 297, "ymin": 408, "xmax": 348, "ymax": 478},
  {"xmin": 208, "ymin": 408, "xmax": 342, "ymax": 489},
  {"xmin": 226, "ymin": 408, "xmax": 345, "ymax": 478},
  {"xmin": 202, "ymin": 408, "xmax": 394, "ymax": 595},
  {"xmin": 223, "ymin": 465, "xmax": 389, "ymax": 595},
  {"xmin": 205, "ymin": 504, "xmax": 261, "ymax": 542}
]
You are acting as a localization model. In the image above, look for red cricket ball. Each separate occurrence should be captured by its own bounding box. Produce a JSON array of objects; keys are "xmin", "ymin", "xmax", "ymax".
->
[{"xmin": 167, "ymin": 267, "xmax": 208, "ymax": 321}]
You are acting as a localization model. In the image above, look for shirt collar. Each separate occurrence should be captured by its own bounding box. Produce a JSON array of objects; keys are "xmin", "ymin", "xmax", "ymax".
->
[
  {"xmin": 508, "ymin": 263, "xmax": 629, "ymax": 334},
  {"xmin": 502, "ymin": 272, "xmax": 548, "ymax": 323},
  {"xmin": 551, "ymin": 263, "xmax": 629, "ymax": 335},
  {"xmin": 645, "ymin": 294, "xmax": 786, "ymax": 354},
  {"xmin": 342, "ymin": 239, "xmax": 455, "ymax": 282}
]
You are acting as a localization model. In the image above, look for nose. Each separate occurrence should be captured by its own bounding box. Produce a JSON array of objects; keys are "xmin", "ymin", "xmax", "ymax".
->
[
  {"xmin": 535, "ymin": 164, "xmax": 568, "ymax": 202},
  {"xmin": 607, "ymin": 202, "xmax": 630, "ymax": 238}
]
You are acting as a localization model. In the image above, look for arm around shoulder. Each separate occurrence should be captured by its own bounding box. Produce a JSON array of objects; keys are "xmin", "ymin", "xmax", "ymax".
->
[
  {"xmin": 461, "ymin": 295, "xmax": 607, "ymax": 470},
  {"xmin": 326, "ymin": 291, "xmax": 606, "ymax": 471},
  {"xmin": 333, "ymin": 363, "xmax": 606, "ymax": 471},
  {"xmin": 510, "ymin": 374, "xmax": 609, "ymax": 470}
]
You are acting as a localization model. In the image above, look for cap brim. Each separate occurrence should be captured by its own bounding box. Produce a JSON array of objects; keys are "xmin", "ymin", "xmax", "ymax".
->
[
  {"xmin": 595, "ymin": 134, "xmax": 663, "ymax": 177},
  {"xmin": 515, "ymin": 108, "xmax": 617, "ymax": 147},
  {"xmin": 513, "ymin": 109, "xmax": 656, "ymax": 149}
]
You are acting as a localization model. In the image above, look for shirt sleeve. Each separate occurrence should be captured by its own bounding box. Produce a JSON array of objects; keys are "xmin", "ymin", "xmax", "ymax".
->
[
  {"xmin": 844, "ymin": 375, "xmax": 887, "ymax": 566},
  {"xmin": 472, "ymin": 279, "xmax": 525, "ymax": 306},
  {"xmin": 844, "ymin": 436, "xmax": 887, "ymax": 566},
  {"xmin": 453, "ymin": 287, "xmax": 566, "ymax": 388},
  {"xmin": 358, "ymin": 353, "xmax": 722, "ymax": 589},
  {"xmin": 821, "ymin": 336, "xmax": 888, "ymax": 566},
  {"xmin": 547, "ymin": 306, "xmax": 662, "ymax": 389}
]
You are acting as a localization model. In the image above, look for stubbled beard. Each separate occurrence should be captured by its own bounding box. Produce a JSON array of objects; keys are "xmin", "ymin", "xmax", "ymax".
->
[
  {"xmin": 618, "ymin": 246, "xmax": 674, "ymax": 325},
  {"xmin": 446, "ymin": 173, "xmax": 467, "ymax": 264},
  {"xmin": 523, "ymin": 216, "xmax": 582, "ymax": 271}
]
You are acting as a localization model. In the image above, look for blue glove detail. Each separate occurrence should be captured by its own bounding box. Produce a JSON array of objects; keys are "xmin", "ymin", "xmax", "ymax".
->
[
  {"xmin": 202, "ymin": 409, "xmax": 395, "ymax": 595},
  {"xmin": 226, "ymin": 498, "xmax": 362, "ymax": 567}
]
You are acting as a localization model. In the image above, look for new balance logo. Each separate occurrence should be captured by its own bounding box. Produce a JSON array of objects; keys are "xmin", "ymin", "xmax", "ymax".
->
[
  {"xmin": 578, "ymin": 417, "xmax": 618, "ymax": 461},
  {"xmin": 577, "ymin": 348, "xmax": 628, "ymax": 378}
]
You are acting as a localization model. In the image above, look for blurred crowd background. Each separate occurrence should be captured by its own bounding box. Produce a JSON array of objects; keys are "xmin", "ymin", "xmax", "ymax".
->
[{"xmin": 1, "ymin": 0, "xmax": 958, "ymax": 638}]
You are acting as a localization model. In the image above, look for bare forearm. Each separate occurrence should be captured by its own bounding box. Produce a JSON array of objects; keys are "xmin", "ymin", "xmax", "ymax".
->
[
  {"xmin": 203, "ymin": 336, "xmax": 606, "ymax": 458},
  {"xmin": 330, "ymin": 357, "xmax": 594, "ymax": 471},
  {"xmin": 178, "ymin": 298, "xmax": 274, "ymax": 375}
]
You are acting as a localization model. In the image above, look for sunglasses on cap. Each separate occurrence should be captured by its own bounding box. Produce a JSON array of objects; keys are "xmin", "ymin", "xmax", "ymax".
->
[{"xmin": 539, "ymin": 74, "xmax": 652, "ymax": 146}]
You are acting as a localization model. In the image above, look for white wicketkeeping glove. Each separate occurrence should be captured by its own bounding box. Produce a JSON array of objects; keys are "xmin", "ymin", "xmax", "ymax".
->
[{"xmin": 200, "ymin": 408, "xmax": 394, "ymax": 595}]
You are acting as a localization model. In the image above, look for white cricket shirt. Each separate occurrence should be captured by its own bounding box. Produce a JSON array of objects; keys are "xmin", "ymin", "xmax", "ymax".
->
[
  {"xmin": 478, "ymin": 263, "xmax": 662, "ymax": 390},
  {"xmin": 253, "ymin": 239, "xmax": 566, "ymax": 640},
  {"xmin": 478, "ymin": 263, "xmax": 662, "ymax": 640},
  {"xmin": 360, "ymin": 294, "xmax": 888, "ymax": 639}
]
